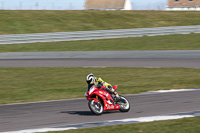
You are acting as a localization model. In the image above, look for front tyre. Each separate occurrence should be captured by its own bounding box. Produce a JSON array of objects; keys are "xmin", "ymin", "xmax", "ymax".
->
[
  {"xmin": 88, "ymin": 99, "xmax": 103, "ymax": 115},
  {"xmin": 118, "ymin": 96, "xmax": 130, "ymax": 112}
]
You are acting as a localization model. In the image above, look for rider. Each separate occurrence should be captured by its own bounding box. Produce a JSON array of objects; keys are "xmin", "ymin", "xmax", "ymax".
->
[{"xmin": 86, "ymin": 73, "xmax": 120, "ymax": 100}]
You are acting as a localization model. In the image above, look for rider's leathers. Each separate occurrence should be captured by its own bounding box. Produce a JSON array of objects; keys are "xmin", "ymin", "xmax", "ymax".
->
[{"xmin": 87, "ymin": 77, "xmax": 112, "ymax": 92}]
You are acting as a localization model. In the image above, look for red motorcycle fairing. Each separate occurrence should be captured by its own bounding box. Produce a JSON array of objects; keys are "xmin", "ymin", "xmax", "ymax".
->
[
  {"xmin": 86, "ymin": 85, "xmax": 120, "ymax": 111},
  {"xmin": 112, "ymin": 85, "xmax": 118, "ymax": 91}
]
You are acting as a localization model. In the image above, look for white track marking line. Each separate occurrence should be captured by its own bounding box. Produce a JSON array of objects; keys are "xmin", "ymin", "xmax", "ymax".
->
[
  {"xmin": 1, "ymin": 127, "xmax": 77, "ymax": 133},
  {"xmin": 142, "ymin": 88, "xmax": 200, "ymax": 94},
  {"xmin": 108, "ymin": 115, "xmax": 193, "ymax": 123}
]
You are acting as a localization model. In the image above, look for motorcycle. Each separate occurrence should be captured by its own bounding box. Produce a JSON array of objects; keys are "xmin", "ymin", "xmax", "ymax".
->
[{"xmin": 85, "ymin": 85, "xmax": 130, "ymax": 115}]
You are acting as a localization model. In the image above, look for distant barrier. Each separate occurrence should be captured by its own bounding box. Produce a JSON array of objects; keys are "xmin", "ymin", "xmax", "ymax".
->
[{"xmin": 0, "ymin": 25, "xmax": 200, "ymax": 44}]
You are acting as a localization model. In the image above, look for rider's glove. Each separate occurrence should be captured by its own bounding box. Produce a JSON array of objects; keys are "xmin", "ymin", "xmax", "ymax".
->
[
  {"xmin": 106, "ymin": 85, "xmax": 112, "ymax": 90},
  {"xmin": 114, "ymin": 91, "xmax": 120, "ymax": 100},
  {"xmin": 106, "ymin": 85, "xmax": 115, "ymax": 93},
  {"xmin": 95, "ymin": 81, "xmax": 103, "ymax": 88}
]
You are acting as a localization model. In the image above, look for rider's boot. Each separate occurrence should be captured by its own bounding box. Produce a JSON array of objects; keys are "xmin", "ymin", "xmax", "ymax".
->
[
  {"xmin": 112, "ymin": 91, "xmax": 120, "ymax": 103},
  {"xmin": 113, "ymin": 91, "xmax": 120, "ymax": 102},
  {"xmin": 108, "ymin": 86, "xmax": 120, "ymax": 103}
]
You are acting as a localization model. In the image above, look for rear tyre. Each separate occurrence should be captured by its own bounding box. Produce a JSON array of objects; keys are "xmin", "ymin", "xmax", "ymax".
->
[
  {"xmin": 118, "ymin": 96, "xmax": 130, "ymax": 112},
  {"xmin": 88, "ymin": 99, "xmax": 103, "ymax": 115}
]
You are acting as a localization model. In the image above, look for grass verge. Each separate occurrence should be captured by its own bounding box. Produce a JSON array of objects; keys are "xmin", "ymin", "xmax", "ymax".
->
[
  {"xmin": 0, "ymin": 33, "xmax": 200, "ymax": 52},
  {"xmin": 47, "ymin": 116, "xmax": 200, "ymax": 133},
  {"xmin": 0, "ymin": 10, "xmax": 200, "ymax": 35},
  {"xmin": 0, "ymin": 67, "xmax": 199, "ymax": 104}
]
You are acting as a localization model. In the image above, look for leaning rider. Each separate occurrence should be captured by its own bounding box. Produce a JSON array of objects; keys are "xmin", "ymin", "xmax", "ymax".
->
[{"xmin": 86, "ymin": 73, "xmax": 120, "ymax": 101}]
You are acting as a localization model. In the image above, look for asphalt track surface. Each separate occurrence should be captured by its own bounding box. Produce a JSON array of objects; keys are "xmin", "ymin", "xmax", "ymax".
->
[
  {"xmin": 1, "ymin": 58, "xmax": 200, "ymax": 68},
  {"xmin": 0, "ymin": 50, "xmax": 200, "ymax": 68},
  {"xmin": 0, "ymin": 90, "xmax": 200, "ymax": 132}
]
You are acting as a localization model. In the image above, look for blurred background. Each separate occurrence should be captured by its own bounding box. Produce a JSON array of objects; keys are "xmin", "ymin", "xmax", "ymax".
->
[{"xmin": 0, "ymin": 0, "xmax": 167, "ymax": 10}]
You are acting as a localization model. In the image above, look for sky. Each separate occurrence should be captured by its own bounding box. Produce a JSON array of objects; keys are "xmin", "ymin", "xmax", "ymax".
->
[{"xmin": 0, "ymin": 0, "xmax": 167, "ymax": 10}]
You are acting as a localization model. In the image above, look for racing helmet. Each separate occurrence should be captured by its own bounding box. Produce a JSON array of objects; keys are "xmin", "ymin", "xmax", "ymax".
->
[{"xmin": 86, "ymin": 73, "xmax": 95, "ymax": 84}]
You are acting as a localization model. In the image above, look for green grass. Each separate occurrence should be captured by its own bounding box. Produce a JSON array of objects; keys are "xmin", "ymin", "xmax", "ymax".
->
[
  {"xmin": 0, "ymin": 67, "xmax": 199, "ymax": 104},
  {"xmin": 0, "ymin": 33, "xmax": 200, "ymax": 52},
  {"xmin": 0, "ymin": 10, "xmax": 200, "ymax": 35},
  {"xmin": 47, "ymin": 116, "xmax": 200, "ymax": 133}
]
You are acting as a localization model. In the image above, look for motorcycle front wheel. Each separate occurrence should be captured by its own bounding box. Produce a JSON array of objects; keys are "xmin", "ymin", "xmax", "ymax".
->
[
  {"xmin": 118, "ymin": 96, "xmax": 130, "ymax": 112},
  {"xmin": 88, "ymin": 99, "xmax": 103, "ymax": 115}
]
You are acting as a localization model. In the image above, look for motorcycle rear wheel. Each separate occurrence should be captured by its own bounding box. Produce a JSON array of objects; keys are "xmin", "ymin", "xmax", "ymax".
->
[
  {"xmin": 88, "ymin": 99, "xmax": 104, "ymax": 115},
  {"xmin": 118, "ymin": 96, "xmax": 130, "ymax": 112}
]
